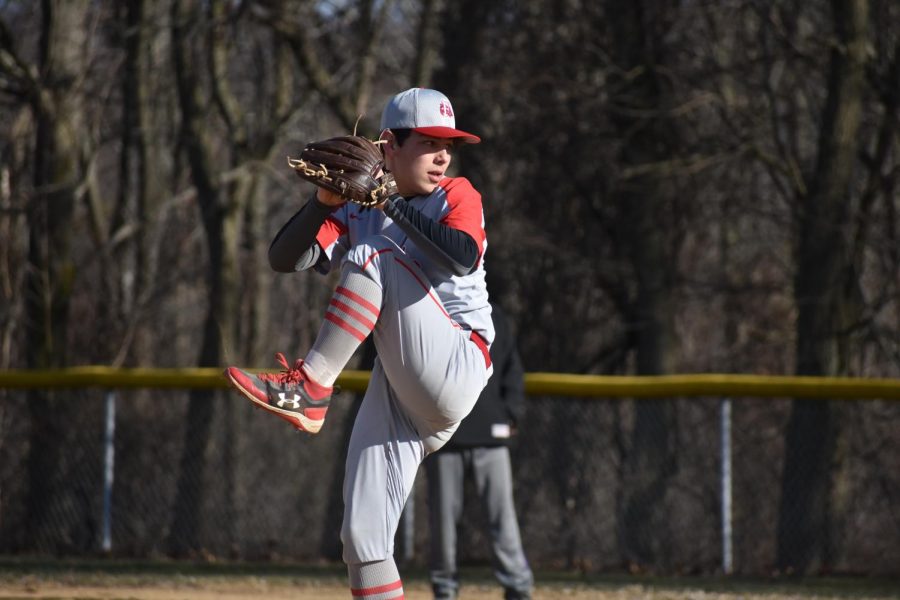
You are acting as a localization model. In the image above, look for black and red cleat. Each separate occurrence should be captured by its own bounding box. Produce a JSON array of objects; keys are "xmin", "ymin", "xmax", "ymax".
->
[{"xmin": 224, "ymin": 352, "xmax": 332, "ymax": 434}]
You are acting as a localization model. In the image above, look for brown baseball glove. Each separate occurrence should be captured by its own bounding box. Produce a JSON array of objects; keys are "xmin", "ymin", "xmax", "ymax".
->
[{"xmin": 287, "ymin": 135, "xmax": 398, "ymax": 207}]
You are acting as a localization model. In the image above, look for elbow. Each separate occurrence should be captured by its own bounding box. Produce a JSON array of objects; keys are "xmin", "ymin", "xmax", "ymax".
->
[
  {"xmin": 270, "ymin": 261, "xmax": 295, "ymax": 274},
  {"xmin": 267, "ymin": 250, "xmax": 295, "ymax": 273},
  {"xmin": 453, "ymin": 250, "xmax": 480, "ymax": 277},
  {"xmin": 450, "ymin": 261, "xmax": 474, "ymax": 277},
  {"xmin": 449, "ymin": 239, "xmax": 479, "ymax": 277},
  {"xmin": 269, "ymin": 245, "xmax": 321, "ymax": 273}
]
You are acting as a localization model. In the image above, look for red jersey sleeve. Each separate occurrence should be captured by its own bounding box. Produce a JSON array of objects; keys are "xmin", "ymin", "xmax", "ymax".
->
[
  {"xmin": 438, "ymin": 178, "xmax": 486, "ymax": 253},
  {"xmin": 315, "ymin": 215, "xmax": 347, "ymax": 250}
]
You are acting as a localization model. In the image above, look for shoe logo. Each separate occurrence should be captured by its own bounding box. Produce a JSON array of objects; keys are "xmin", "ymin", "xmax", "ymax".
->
[{"xmin": 276, "ymin": 392, "xmax": 302, "ymax": 409}]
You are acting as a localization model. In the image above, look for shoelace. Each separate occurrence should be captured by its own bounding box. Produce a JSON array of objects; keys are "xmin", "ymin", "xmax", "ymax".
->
[{"xmin": 258, "ymin": 352, "xmax": 306, "ymax": 385}]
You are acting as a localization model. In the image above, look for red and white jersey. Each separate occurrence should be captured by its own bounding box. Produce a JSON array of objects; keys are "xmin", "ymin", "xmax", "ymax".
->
[{"xmin": 314, "ymin": 177, "xmax": 494, "ymax": 346}]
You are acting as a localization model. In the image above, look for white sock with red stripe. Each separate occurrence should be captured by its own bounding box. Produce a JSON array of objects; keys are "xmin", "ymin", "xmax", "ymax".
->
[
  {"xmin": 348, "ymin": 558, "xmax": 404, "ymax": 600},
  {"xmin": 303, "ymin": 263, "xmax": 382, "ymax": 387}
]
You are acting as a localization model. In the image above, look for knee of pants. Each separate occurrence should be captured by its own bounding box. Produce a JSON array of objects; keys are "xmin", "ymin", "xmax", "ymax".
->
[
  {"xmin": 344, "ymin": 235, "xmax": 403, "ymax": 274},
  {"xmin": 341, "ymin": 517, "xmax": 391, "ymax": 564}
]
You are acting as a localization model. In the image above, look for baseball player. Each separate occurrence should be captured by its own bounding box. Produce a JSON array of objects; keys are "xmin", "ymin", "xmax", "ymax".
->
[{"xmin": 225, "ymin": 88, "xmax": 493, "ymax": 600}]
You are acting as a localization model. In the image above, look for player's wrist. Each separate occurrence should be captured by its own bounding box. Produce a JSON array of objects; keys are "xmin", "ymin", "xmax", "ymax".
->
[
  {"xmin": 317, "ymin": 188, "xmax": 346, "ymax": 206},
  {"xmin": 307, "ymin": 194, "xmax": 334, "ymax": 213}
]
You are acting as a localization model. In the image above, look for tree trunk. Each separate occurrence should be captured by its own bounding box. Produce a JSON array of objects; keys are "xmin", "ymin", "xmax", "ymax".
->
[
  {"xmin": 166, "ymin": 0, "xmax": 241, "ymax": 557},
  {"xmin": 112, "ymin": 0, "xmax": 168, "ymax": 367},
  {"xmin": 23, "ymin": 0, "xmax": 91, "ymax": 552},
  {"xmin": 606, "ymin": 0, "xmax": 680, "ymax": 570},
  {"xmin": 777, "ymin": 0, "xmax": 868, "ymax": 574}
]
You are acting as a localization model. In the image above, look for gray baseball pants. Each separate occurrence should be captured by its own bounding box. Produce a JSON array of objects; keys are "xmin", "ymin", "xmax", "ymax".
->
[{"xmin": 339, "ymin": 236, "xmax": 491, "ymax": 565}]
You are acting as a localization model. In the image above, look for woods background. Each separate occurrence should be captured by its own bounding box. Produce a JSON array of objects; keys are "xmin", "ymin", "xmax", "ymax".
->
[{"xmin": 0, "ymin": 0, "xmax": 898, "ymax": 578}]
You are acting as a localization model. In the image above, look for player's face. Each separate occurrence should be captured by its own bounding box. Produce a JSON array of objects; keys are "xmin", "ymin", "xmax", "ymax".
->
[{"xmin": 386, "ymin": 132, "xmax": 455, "ymax": 197}]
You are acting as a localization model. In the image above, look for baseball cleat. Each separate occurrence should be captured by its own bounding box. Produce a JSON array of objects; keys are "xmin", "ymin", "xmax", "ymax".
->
[{"xmin": 224, "ymin": 352, "xmax": 332, "ymax": 434}]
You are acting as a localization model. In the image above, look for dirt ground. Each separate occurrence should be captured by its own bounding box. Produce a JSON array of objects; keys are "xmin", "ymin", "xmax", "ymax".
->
[
  {"xmin": 0, "ymin": 562, "xmax": 897, "ymax": 600},
  {"xmin": 4, "ymin": 577, "xmax": 548, "ymax": 600},
  {"xmin": 1, "ymin": 575, "xmax": 898, "ymax": 600}
]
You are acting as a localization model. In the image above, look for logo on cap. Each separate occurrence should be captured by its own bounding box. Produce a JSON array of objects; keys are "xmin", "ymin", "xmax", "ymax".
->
[{"xmin": 439, "ymin": 101, "xmax": 454, "ymax": 118}]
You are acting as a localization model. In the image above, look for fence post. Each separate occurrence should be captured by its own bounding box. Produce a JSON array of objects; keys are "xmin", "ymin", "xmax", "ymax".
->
[
  {"xmin": 720, "ymin": 397, "xmax": 733, "ymax": 574},
  {"xmin": 102, "ymin": 390, "xmax": 116, "ymax": 553}
]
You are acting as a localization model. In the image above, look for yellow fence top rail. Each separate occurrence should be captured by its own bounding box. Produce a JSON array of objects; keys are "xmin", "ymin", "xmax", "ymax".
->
[
  {"xmin": 1, "ymin": 368, "xmax": 900, "ymax": 399},
  {"xmin": 524, "ymin": 372, "xmax": 900, "ymax": 399}
]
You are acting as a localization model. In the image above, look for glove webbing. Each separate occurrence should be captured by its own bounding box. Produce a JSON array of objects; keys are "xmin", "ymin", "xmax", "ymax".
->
[
  {"xmin": 287, "ymin": 157, "xmax": 333, "ymax": 182},
  {"xmin": 286, "ymin": 156, "xmax": 390, "ymax": 207}
]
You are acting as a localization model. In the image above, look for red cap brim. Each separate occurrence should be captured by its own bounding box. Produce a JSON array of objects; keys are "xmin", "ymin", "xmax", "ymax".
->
[{"xmin": 414, "ymin": 126, "xmax": 481, "ymax": 144}]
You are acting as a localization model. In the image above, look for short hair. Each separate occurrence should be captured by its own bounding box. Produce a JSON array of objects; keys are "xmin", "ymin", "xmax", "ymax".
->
[
  {"xmin": 389, "ymin": 128, "xmax": 413, "ymax": 146},
  {"xmin": 388, "ymin": 128, "xmax": 464, "ymax": 150}
]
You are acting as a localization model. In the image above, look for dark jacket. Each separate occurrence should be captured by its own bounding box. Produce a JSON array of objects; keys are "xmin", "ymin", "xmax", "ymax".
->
[{"xmin": 441, "ymin": 303, "xmax": 526, "ymax": 449}]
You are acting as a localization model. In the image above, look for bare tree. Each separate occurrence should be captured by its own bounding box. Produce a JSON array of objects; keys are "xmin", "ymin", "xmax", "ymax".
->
[
  {"xmin": 603, "ymin": 0, "xmax": 683, "ymax": 569},
  {"xmin": 12, "ymin": 0, "xmax": 93, "ymax": 550},
  {"xmin": 777, "ymin": 0, "xmax": 870, "ymax": 573}
]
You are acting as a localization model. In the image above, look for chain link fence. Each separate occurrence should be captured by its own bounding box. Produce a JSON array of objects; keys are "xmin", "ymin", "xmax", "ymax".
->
[{"xmin": 1, "ymin": 386, "xmax": 898, "ymax": 575}]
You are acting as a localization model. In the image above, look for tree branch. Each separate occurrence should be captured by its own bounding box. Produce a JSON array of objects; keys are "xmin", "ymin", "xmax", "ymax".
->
[
  {"xmin": 0, "ymin": 17, "xmax": 41, "ymax": 103},
  {"xmin": 208, "ymin": 0, "xmax": 248, "ymax": 150}
]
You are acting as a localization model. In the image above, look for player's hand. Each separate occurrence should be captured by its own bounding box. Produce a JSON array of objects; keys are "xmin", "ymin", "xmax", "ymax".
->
[
  {"xmin": 370, "ymin": 168, "xmax": 391, "ymax": 211},
  {"xmin": 317, "ymin": 187, "xmax": 346, "ymax": 206}
]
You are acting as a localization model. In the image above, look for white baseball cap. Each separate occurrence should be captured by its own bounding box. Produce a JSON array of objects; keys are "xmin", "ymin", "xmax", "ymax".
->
[{"xmin": 380, "ymin": 88, "xmax": 481, "ymax": 144}]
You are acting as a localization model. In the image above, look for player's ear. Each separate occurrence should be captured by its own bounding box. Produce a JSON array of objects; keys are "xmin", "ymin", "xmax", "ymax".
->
[{"xmin": 380, "ymin": 129, "xmax": 398, "ymax": 158}]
